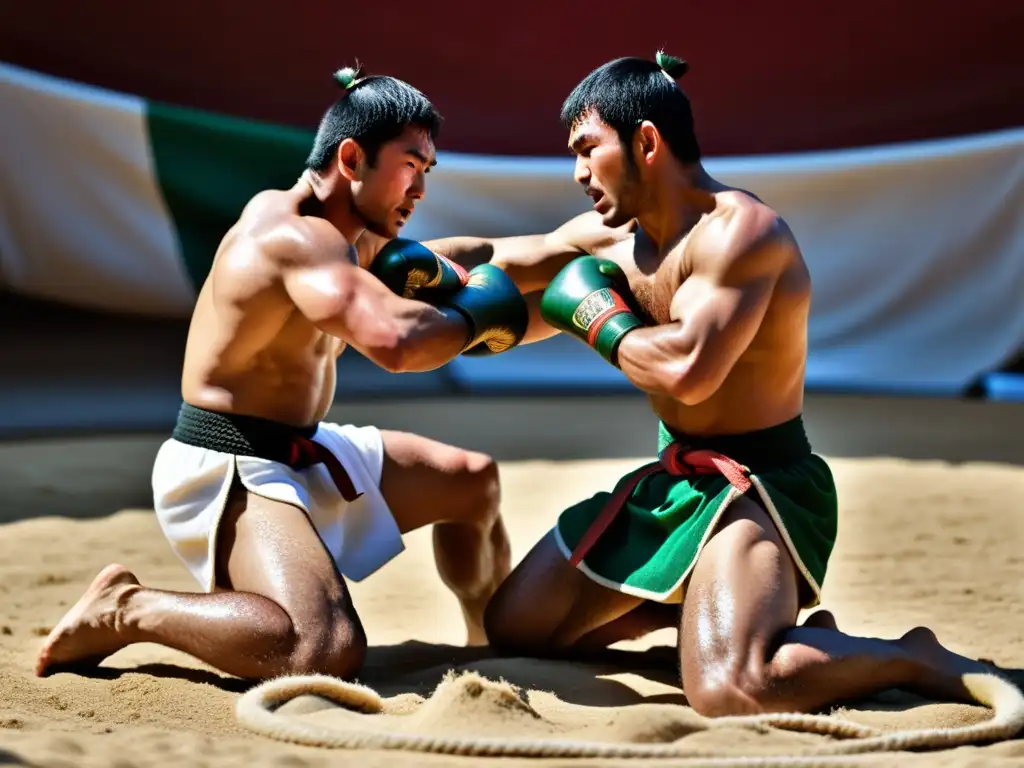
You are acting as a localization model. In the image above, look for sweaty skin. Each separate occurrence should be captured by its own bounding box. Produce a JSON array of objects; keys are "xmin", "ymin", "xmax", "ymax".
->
[
  {"xmin": 356, "ymin": 177, "xmax": 1002, "ymax": 715},
  {"xmin": 180, "ymin": 178, "xmax": 468, "ymax": 426},
  {"xmin": 367, "ymin": 194, "xmax": 805, "ymax": 442},
  {"xmin": 37, "ymin": 128, "xmax": 512, "ymax": 679}
]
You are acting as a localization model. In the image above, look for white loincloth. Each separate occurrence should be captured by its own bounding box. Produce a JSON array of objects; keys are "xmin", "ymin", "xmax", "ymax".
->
[{"xmin": 151, "ymin": 421, "xmax": 404, "ymax": 592}]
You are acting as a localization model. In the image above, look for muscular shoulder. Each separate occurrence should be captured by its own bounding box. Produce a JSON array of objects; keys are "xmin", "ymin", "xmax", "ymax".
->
[
  {"xmin": 550, "ymin": 210, "xmax": 636, "ymax": 254},
  {"xmin": 689, "ymin": 192, "xmax": 797, "ymax": 282},
  {"xmin": 222, "ymin": 190, "xmax": 351, "ymax": 275}
]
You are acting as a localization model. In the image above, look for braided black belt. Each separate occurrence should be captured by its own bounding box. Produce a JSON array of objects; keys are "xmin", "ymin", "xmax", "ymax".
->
[{"xmin": 171, "ymin": 403, "xmax": 361, "ymax": 501}]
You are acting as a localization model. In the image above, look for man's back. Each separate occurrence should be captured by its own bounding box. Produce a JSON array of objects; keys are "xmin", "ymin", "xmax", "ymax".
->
[{"xmin": 181, "ymin": 181, "xmax": 345, "ymax": 427}]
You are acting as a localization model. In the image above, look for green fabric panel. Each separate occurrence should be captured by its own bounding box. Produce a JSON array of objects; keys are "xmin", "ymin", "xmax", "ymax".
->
[
  {"xmin": 557, "ymin": 455, "xmax": 838, "ymax": 604},
  {"xmin": 147, "ymin": 101, "xmax": 313, "ymax": 291},
  {"xmin": 559, "ymin": 417, "xmax": 837, "ymax": 604}
]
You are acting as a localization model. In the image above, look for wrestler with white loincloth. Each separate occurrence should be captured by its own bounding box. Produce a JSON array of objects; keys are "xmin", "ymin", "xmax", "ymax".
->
[{"xmin": 36, "ymin": 68, "xmax": 529, "ymax": 681}]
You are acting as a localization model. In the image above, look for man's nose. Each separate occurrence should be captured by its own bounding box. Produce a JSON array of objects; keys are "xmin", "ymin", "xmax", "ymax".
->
[
  {"xmin": 408, "ymin": 173, "xmax": 425, "ymax": 199},
  {"xmin": 573, "ymin": 156, "xmax": 590, "ymax": 186}
]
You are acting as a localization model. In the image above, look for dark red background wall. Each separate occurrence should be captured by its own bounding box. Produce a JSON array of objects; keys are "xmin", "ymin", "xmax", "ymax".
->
[{"xmin": 3, "ymin": 0, "xmax": 1022, "ymax": 156}]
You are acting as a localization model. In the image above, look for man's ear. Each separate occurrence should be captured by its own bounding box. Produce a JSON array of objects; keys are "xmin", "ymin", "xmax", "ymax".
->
[
  {"xmin": 337, "ymin": 138, "xmax": 364, "ymax": 181},
  {"xmin": 635, "ymin": 121, "xmax": 661, "ymax": 166}
]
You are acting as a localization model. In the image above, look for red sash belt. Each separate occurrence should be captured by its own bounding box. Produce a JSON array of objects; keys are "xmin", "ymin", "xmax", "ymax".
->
[
  {"xmin": 287, "ymin": 437, "xmax": 363, "ymax": 503},
  {"xmin": 568, "ymin": 443, "xmax": 753, "ymax": 568}
]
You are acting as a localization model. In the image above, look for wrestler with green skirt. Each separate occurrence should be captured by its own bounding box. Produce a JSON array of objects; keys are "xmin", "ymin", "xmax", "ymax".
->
[{"xmin": 382, "ymin": 51, "xmax": 997, "ymax": 719}]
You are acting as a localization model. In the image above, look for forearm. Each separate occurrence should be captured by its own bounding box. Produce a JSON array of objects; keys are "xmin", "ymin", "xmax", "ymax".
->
[
  {"xmin": 615, "ymin": 326, "xmax": 699, "ymax": 400},
  {"xmin": 315, "ymin": 289, "xmax": 468, "ymax": 373},
  {"xmin": 385, "ymin": 300, "xmax": 471, "ymax": 372},
  {"xmin": 424, "ymin": 234, "xmax": 571, "ymax": 294},
  {"xmin": 520, "ymin": 292, "xmax": 561, "ymax": 345},
  {"xmin": 347, "ymin": 255, "xmax": 532, "ymax": 367},
  {"xmin": 422, "ymin": 236, "xmax": 496, "ymax": 271}
]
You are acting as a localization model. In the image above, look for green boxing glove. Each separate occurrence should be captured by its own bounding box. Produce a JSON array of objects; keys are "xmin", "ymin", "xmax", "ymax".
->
[
  {"xmin": 444, "ymin": 264, "xmax": 529, "ymax": 356},
  {"xmin": 369, "ymin": 238, "xmax": 468, "ymax": 299},
  {"xmin": 540, "ymin": 257, "xmax": 644, "ymax": 367}
]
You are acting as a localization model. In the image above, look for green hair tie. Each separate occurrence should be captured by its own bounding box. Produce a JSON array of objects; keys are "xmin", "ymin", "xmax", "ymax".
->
[
  {"xmin": 332, "ymin": 67, "xmax": 361, "ymax": 90},
  {"xmin": 655, "ymin": 51, "xmax": 689, "ymax": 79}
]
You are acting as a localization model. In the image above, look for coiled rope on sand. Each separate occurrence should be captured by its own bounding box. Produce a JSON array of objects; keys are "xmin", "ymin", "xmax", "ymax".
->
[{"xmin": 235, "ymin": 670, "xmax": 1024, "ymax": 764}]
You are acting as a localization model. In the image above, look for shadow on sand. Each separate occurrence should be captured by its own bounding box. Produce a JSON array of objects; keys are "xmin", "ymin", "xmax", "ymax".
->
[{"xmin": 62, "ymin": 639, "xmax": 1024, "ymax": 728}]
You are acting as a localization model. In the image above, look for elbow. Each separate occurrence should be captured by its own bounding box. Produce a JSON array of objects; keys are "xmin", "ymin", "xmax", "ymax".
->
[
  {"xmin": 672, "ymin": 380, "xmax": 716, "ymax": 407},
  {"xmin": 368, "ymin": 326, "xmax": 439, "ymax": 373},
  {"xmin": 368, "ymin": 335, "xmax": 414, "ymax": 373},
  {"xmin": 371, "ymin": 346, "xmax": 405, "ymax": 374},
  {"xmin": 357, "ymin": 320, "xmax": 415, "ymax": 373},
  {"xmin": 663, "ymin": 363, "xmax": 721, "ymax": 406}
]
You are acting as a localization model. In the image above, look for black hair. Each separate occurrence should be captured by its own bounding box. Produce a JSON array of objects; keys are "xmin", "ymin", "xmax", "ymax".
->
[
  {"xmin": 560, "ymin": 51, "xmax": 700, "ymax": 164},
  {"xmin": 305, "ymin": 66, "xmax": 442, "ymax": 171}
]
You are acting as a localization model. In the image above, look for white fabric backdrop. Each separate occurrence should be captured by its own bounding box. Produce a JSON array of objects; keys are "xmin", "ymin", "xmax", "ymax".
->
[
  {"xmin": 2, "ymin": 62, "xmax": 1023, "ymax": 394},
  {"xmin": 406, "ymin": 132, "xmax": 1024, "ymax": 394},
  {"xmin": 0, "ymin": 63, "xmax": 195, "ymax": 316}
]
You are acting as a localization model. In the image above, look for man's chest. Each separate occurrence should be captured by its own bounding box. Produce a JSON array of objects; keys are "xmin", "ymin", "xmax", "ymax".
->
[{"xmin": 590, "ymin": 236, "xmax": 685, "ymax": 326}]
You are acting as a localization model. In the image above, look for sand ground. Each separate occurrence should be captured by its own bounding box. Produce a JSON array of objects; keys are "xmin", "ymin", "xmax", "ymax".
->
[{"xmin": 0, "ymin": 436, "xmax": 1022, "ymax": 766}]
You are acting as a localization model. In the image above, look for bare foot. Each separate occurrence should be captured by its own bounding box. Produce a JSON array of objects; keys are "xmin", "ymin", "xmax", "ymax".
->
[
  {"xmin": 897, "ymin": 626, "xmax": 998, "ymax": 704},
  {"xmin": 35, "ymin": 564, "xmax": 140, "ymax": 677}
]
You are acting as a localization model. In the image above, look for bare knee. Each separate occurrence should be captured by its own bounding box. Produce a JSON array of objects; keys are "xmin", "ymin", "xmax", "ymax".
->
[
  {"xmin": 694, "ymin": 643, "xmax": 835, "ymax": 717},
  {"xmin": 680, "ymin": 496, "xmax": 805, "ymax": 717},
  {"xmin": 685, "ymin": 636, "xmax": 810, "ymax": 717},
  {"xmin": 483, "ymin": 585, "xmax": 521, "ymax": 653},
  {"xmin": 482, "ymin": 532, "xmax": 592, "ymax": 656},
  {"xmin": 484, "ymin": 594, "xmax": 553, "ymax": 656},
  {"xmin": 450, "ymin": 450, "xmax": 501, "ymax": 527},
  {"xmin": 287, "ymin": 614, "xmax": 368, "ymax": 680},
  {"xmin": 685, "ymin": 663, "xmax": 768, "ymax": 717}
]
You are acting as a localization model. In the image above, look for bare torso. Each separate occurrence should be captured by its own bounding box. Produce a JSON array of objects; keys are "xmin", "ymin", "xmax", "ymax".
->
[
  {"xmin": 578, "ymin": 191, "xmax": 809, "ymax": 437},
  {"xmin": 181, "ymin": 181, "xmax": 348, "ymax": 427}
]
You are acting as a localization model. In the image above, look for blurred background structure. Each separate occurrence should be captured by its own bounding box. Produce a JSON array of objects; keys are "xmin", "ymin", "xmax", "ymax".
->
[{"xmin": 2, "ymin": 1, "xmax": 1023, "ymax": 471}]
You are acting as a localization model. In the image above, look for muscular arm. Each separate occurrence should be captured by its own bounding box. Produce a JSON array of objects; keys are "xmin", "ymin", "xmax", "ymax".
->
[
  {"xmin": 423, "ymin": 233, "xmax": 575, "ymax": 293},
  {"xmin": 276, "ymin": 221, "xmax": 469, "ymax": 373},
  {"xmin": 423, "ymin": 212, "xmax": 630, "ymax": 289},
  {"xmin": 616, "ymin": 206, "xmax": 793, "ymax": 405},
  {"xmin": 422, "ymin": 212, "xmax": 633, "ymax": 344},
  {"xmin": 426, "ymin": 234, "xmax": 574, "ymax": 346}
]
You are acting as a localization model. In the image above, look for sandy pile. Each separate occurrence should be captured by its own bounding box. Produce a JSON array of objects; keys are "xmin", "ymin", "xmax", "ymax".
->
[{"xmin": 1, "ymin": 439, "xmax": 1022, "ymax": 766}]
